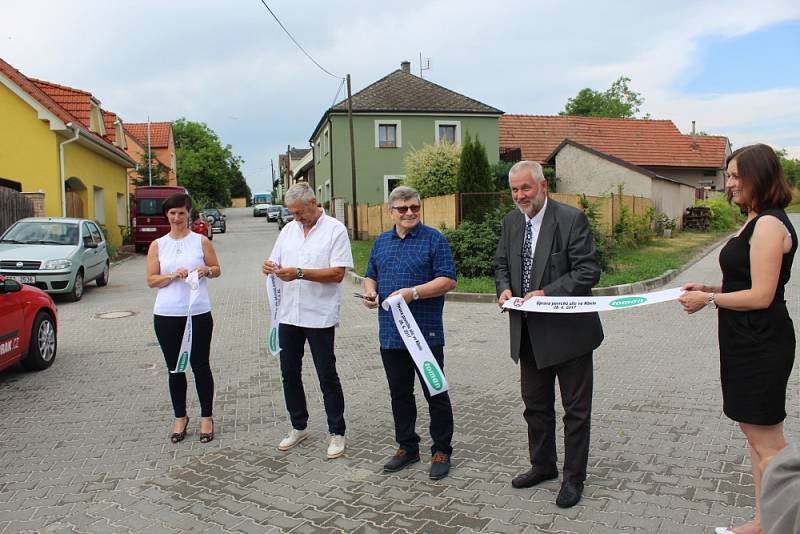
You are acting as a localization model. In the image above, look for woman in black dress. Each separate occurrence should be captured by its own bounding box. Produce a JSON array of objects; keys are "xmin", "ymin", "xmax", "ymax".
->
[{"xmin": 679, "ymin": 144, "xmax": 796, "ymax": 534}]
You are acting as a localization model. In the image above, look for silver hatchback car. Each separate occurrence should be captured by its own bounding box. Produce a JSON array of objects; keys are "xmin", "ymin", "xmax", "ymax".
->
[{"xmin": 0, "ymin": 218, "xmax": 110, "ymax": 302}]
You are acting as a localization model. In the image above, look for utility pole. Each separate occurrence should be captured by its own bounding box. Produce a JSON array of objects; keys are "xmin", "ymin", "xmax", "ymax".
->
[
  {"xmin": 147, "ymin": 116, "xmax": 152, "ymax": 186},
  {"xmin": 270, "ymin": 159, "xmax": 275, "ymax": 202},
  {"xmin": 346, "ymin": 74, "xmax": 358, "ymax": 238},
  {"xmin": 286, "ymin": 145, "xmax": 291, "ymax": 191}
]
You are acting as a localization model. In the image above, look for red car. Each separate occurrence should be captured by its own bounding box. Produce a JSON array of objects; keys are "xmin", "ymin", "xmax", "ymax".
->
[
  {"xmin": 0, "ymin": 275, "xmax": 58, "ymax": 372},
  {"xmin": 191, "ymin": 212, "xmax": 213, "ymax": 240}
]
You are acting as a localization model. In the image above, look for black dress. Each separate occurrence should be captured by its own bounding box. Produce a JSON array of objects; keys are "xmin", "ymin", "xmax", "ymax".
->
[{"xmin": 718, "ymin": 208, "xmax": 797, "ymax": 425}]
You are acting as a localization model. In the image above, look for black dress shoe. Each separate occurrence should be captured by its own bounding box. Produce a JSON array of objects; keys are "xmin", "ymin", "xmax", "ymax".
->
[
  {"xmin": 511, "ymin": 468, "xmax": 558, "ymax": 488},
  {"xmin": 383, "ymin": 448, "xmax": 420, "ymax": 473},
  {"xmin": 429, "ymin": 452, "xmax": 450, "ymax": 480},
  {"xmin": 555, "ymin": 480, "xmax": 584, "ymax": 508}
]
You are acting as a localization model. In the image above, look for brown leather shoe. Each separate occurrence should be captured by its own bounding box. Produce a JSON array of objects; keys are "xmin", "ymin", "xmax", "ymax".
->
[
  {"xmin": 383, "ymin": 448, "xmax": 420, "ymax": 472},
  {"xmin": 511, "ymin": 468, "xmax": 558, "ymax": 488},
  {"xmin": 430, "ymin": 452, "xmax": 451, "ymax": 480}
]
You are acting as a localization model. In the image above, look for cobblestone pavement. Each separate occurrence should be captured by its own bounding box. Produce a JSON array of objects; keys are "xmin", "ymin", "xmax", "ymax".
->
[{"xmin": 0, "ymin": 208, "xmax": 797, "ymax": 534}]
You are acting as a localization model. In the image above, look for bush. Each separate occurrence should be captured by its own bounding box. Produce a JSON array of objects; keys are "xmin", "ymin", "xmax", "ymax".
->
[
  {"xmin": 493, "ymin": 161, "xmax": 514, "ymax": 190},
  {"xmin": 404, "ymin": 143, "xmax": 461, "ymax": 198},
  {"xmin": 443, "ymin": 207, "xmax": 504, "ymax": 278},
  {"xmin": 456, "ymin": 132, "xmax": 493, "ymax": 193},
  {"xmin": 696, "ymin": 193, "xmax": 744, "ymax": 231},
  {"xmin": 579, "ymin": 195, "xmax": 613, "ymax": 271}
]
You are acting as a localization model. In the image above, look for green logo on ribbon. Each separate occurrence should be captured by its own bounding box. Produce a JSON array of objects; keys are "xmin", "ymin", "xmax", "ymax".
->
[
  {"xmin": 176, "ymin": 351, "xmax": 189, "ymax": 372},
  {"xmin": 610, "ymin": 297, "xmax": 647, "ymax": 308},
  {"xmin": 269, "ymin": 328, "xmax": 278, "ymax": 352},
  {"xmin": 423, "ymin": 361, "xmax": 443, "ymax": 391}
]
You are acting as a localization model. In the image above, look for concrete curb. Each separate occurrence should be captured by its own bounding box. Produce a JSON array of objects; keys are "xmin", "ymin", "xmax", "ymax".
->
[{"xmin": 346, "ymin": 232, "xmax": 733, "ymax": 303}]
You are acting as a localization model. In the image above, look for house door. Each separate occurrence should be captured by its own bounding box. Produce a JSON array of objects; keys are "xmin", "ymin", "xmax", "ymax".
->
[{"xmin": 66, "ymin": 191, "xmax": 83, "ymax": 218}]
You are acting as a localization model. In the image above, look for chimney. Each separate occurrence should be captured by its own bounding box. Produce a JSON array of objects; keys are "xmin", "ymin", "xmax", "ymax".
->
[
  {"xmin": 400, "ymin": 61, "xmax": 411, "ymax": 74},
  {"xmin": 690, "ymin": 120, "xmax": 699, "ymax": 150}
]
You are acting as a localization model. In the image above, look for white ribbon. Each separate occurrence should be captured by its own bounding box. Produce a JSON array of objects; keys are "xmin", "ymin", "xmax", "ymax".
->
[
  {"xmin": 171, "ymin": 271, "xmax": 200, "ymax": 373},
  {"xmin": 266, "ymin": 274, "xmax": 282, "ymax": 357},
  {"xmin": 502, "ymin": 287, "xmax": 683, "ymax": 313},
  {"xmin": 382, "ymin": 294, "xmax": 449, "ymax": 396}
]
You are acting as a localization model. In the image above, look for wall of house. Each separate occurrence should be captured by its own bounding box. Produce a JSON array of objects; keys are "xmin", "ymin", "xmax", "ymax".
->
[
  {"xmin": 63, "ymin": 142, "xmax": 130, "ymax": 245},
  {"xmin": 316, "ymin": 113, "xmax": 500, "ymax": 207},
  {"xmin": 555, "ymin": 144, "xmax": 653, "ymax": 197},
  {"xmin": 647, "ymin": 167, "xmax": 724, "ymax": 190},
  {"xmin": 0, "ymin": 82, "xmax": 62, "ymax": 217},
  {"xmin": 651, "ymin": 180, "xmax": 696, "ymax": 229}
]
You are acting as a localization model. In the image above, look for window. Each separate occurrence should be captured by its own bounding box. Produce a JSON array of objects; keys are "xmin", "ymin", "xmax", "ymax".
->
[
  {"xmin": 434, "ymin": 121, "xmax": 461, "ymax": 145},
  {"xmin": 89, "ymin": 222, "xmax": 104, "ymax": 244},
  {"xmin": 93, "ymin": 186, "xmax": 105, "ymax": 224},
  {"xmin": 323, "ymin": 128, "xmax": 330, "ymax": 155},
  {"xmin": 374, "ymin": 120, "xmax": 402, "ymax": 148},
  {"xmin": 316, "ymin": 141, "xmax": 321, "ymax": 162},
  {"xmin": 116, "ymin": 193, "xmax": 126, "ymax": 226},
  {"xmin": 384, "ymin": 175, "xmax": 405, "ymax": 202}
]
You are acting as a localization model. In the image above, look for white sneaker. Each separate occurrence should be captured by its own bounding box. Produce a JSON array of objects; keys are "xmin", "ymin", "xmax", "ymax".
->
[
  {"xmin": 278, "ymin": 428, "xmax": 309, "ymax": 451},
  {"xmin": 327, "ymin": 434, "xmax": 345, "ymax": 459}
]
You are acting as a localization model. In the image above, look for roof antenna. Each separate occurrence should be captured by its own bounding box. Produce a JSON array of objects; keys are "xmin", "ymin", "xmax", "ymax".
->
[{"xmin": 419, "ymin": 52, "xmax": 430, "ymax": 78}]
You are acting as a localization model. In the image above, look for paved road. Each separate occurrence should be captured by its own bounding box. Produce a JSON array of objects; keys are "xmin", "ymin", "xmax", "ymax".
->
[{"xmin": 0, "ymin": 208, "xmax": 797, "ymax": 533}]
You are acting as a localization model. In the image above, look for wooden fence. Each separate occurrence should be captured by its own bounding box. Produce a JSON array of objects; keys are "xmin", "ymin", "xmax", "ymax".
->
[
  {"xmin": 348, "ymin": 192, "xmax": 652, "ymax": 240},
  {"xmin": 0, "ymin": 186, "xmax": 34, "ymax": 235}
]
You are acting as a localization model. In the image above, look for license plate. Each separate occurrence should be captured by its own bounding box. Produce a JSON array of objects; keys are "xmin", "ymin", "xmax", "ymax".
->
[
  {"xmin": 140, "ymin": 227, "xmax": 157, "ymax": 232},
  {"xmin": 7, "ymin": 275, "xmax": 35, "ymax": 284}
]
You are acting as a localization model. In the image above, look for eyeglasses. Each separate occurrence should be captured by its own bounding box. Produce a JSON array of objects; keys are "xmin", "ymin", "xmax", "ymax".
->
[{"xmin": 391, "ymin": 205, "xmax": 421, "ymax": 214}]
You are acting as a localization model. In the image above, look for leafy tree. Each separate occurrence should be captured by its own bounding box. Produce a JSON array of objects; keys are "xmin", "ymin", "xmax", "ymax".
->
[
  {"xmin": 775, "ymin": 148, "xmax": 799, "ymax": 187},
  {"xmin": 133, "ymin": 151, "xmax": 170, "ymax": 186},
  {"xmin": 456, "ymin": 132, "xmax": 493, "ymax": 192},
  {"xmin": 173, "ymin": 118, "xmax": 243, "ymax": 207},
  {"xmin": 560, "ymin": 76, "xmax": 646, "ymax": 118},
  {"xmin": 492, "ymin": 161, "xmax": 514, "ymax": 190},
  {"xmin": 404, "ymin": 142, "xmax": 461, "ymax": 198},
  {"xmin": 229, "ymin": 167, "xmax": 251, "ymax": 202}
]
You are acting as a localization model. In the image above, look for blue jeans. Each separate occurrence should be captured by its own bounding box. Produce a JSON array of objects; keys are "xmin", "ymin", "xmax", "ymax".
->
[{"xmin": 279, "ymin": 324, "xmax": 346, "ymax": 435}]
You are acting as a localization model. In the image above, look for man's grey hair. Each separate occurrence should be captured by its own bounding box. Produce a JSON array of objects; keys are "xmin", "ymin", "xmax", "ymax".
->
[
  {"xmin": 285, "ymin": 182, "xmax": 316, "ymax": 205},
  {"xmin": 509, "ymin": 161, "xmax": 545, "ymax": 183},
  {"xmin": 388, "ymin": 185, "xmax": 420, "ymax": 206}
]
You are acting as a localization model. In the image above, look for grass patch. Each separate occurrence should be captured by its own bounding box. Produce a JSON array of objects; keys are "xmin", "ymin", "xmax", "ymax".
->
[
  {"xmin": 598, "ymin": 230, "xmax": 729, "ymax": 287},
  {"xmin": 353, "ymin": 230, "xmax": 728, "ymax": 294}
]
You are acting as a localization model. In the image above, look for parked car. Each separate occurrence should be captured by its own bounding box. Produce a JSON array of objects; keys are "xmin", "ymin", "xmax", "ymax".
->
[
  {"xmin": 253, "ymin": 203, "xmax": 270, "ymax": 217},
  {"xmin": 131, "ymin": 185, "xmax": 188, "ymax": 252},
  {"xmin": 277, "ymin": 207, "xmax": 293, "ymax": 230},
  {"xmin": 0, "ymin": 275, "xmax": 58, "ymax": 372},
  {"xmin": 203, "ymin": 208, "xmax": 226, "ymax": 233},
  {"xmin": 191, "ymin": 212, "xmax": 213, "ymax": 240},
  {"xmin": 0, "ymin": 218, "xmax": 110, "ymax": 302},
  {"xmin": 266, "ymin": 205, "xmax": 282, "ymax": 222}
]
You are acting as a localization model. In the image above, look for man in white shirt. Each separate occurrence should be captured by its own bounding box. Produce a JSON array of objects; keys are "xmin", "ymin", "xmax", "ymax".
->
[{"xmin": 262, "ymin": 182, "xmax": 353, "ymax": 459}]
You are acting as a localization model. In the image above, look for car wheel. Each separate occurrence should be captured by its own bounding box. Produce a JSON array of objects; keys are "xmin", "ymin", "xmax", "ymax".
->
[
  {"xmin": 221, "ymin": 224, "xmax": 226, "ymax": 234},
  {"xmin": 21, "ymin": 312, "xmax": 57, "ymax": 371},
  {"xmin": 96, "ymin": 261, "xmax": 110, "ymax": 286},
  {"xmin": 65, "ymin": 270, "xmax": 84, "ymax": 302}
]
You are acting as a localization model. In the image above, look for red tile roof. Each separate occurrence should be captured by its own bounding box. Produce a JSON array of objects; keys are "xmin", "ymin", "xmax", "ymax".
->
[
  {"xmin": 125, "ymin": 122, "xmax": 172, "ymax": 148},
  {"xmin": 500, "ymin": 115, "xmax": 728, "ymax": 169},
  {"xmin": 102, "ymin": 111, "xmax": 117, "ymax": 143},
  {"xmin": 0, "ymin": 57, "xmax": 133, "ymax": 164}
]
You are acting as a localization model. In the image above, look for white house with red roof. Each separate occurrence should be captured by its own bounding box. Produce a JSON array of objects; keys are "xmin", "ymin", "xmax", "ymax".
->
[{"xmin": 0, "ymin": 56, "xmax": 136, "ymax": 245}]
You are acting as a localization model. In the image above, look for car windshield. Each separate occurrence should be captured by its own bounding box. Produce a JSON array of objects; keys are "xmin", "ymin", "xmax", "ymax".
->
[
  {"xmin": 268, "ymin": 206, "xmax": 281, "ymax": 213},
  {"xmin": 281, "ymin": 208, "xmax": 290, "ymax": 215},
  {"xmin": 135, "ymin": 198, "xmax": 163, "ymax": 216},
  {"xmin": 206, "ymin": 209, "xmax": 220, "ymax": 215},
  {"xmin": 1, "ymin": 221, "xmax": 79, "ymax": 245}
]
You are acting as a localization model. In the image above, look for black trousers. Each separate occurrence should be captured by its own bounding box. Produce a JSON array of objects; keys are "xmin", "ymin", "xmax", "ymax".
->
[
  {"xmin": 279, "ymin": 324, "xmax": 346, "ymax": 435},
  {"xmin": 380, "ymin": 346, "xmax": 454, "ymax": 456},
  {"xmin": 154, "ymin": 312, "xmax": 215, "ymax": 418},
  {"xmin": 519, "ymin": 322, "xmax": 593, "ymax": 483}
]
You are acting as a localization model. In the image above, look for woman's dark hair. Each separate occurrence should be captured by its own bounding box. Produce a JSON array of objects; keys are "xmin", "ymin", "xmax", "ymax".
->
[
  {"xmin": 727, "ymin": 144, "xmax": 793, "ymax": 212},
  {"xmin": 161, "ymin": 193, "xmax": 192, "ymax": 217}
]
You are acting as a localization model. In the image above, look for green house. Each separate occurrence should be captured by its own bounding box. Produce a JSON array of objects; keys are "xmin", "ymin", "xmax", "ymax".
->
[{"xmin": 309, "ymin": 61, "xmax": 503, "ymax": 211}]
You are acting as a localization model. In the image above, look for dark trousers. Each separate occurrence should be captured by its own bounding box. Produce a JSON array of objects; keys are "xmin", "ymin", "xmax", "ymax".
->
[
  {"xmin": 519, "ymin": 322, "xmax": 593, "ymax": 483},
  {"xmin": 380, "ymin": 346, "xmax": 454, "ymax": 456},
  {"xmin": 154, "ymin": 312, "xmax": 215, "ymax": 418},
  {"xmin": 279, "ymin": 324, "xmax": 346, "ymax": 435}
]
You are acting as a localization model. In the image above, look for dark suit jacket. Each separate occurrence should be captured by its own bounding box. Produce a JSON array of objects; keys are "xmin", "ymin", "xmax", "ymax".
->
[{"xmin": 494, "ymin": 198, "xmax": 604, "ymax": 368}]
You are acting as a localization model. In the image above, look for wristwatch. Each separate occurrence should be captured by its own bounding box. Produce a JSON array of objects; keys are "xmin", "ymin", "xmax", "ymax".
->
[
  {"xmin": 707, "ymin": 292, "xmax": 717, "ymax": 309},
  {"xmin": 411, "ymin": 286, "xmax": 420, "ymax": 300},
  {"xmin": 206, "ymin": 267, "xmax": 213, "ymax": 278},
  {"xmin": 296, "ymin": 267, "xmax": 304, "ymax": 279}
]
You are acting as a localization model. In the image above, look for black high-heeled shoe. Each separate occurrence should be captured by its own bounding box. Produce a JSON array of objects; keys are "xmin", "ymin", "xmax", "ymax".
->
[
  {"xmin": 170, "ymin": 416, "xmax": 190, "ymax": 443},
  {"xmin": 199, "ymin": 418, "xmax": 214, "ymax": 444}
]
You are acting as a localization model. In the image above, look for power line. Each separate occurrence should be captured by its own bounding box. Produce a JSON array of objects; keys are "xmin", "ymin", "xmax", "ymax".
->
[
  {"xmin": 258, "ymin": 0, "xmax": 343, "ymax": 80},
  {"xmin": 331, "ymin": 77, "xmax": 345, "ymax": 109}
]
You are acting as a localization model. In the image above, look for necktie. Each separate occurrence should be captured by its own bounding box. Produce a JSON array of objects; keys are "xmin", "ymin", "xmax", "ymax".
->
[{"xmin": 522, "ymin": 220, "xmax": 533, "ymax": 295}]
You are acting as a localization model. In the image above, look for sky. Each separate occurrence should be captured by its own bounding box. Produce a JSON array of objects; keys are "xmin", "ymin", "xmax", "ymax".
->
[{"xmin": 3, "ymin": 1, "xmax": 799, "ymax": 193}]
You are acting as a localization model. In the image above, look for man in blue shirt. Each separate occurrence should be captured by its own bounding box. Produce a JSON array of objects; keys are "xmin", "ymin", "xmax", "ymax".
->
[{"xmin": 362, "ymin": 186, "xmax": 457, "ymax": 480}]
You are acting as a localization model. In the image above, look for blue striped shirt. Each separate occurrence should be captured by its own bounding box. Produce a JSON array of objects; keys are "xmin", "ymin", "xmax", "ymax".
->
[{"xmin": 365, "ymin": 223, "xmax": 457, "ymax": 349}]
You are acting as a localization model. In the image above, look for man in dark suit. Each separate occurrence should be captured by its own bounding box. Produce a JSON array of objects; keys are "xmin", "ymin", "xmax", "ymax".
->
[{"xmin": 494, "ymin": 160, "xmax": 604, "ymax": 508}]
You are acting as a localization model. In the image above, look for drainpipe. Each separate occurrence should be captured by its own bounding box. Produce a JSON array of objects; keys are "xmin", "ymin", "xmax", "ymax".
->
[{"xmin": 59, "ymin": 123, "xmax": 80, "ymax": 217}]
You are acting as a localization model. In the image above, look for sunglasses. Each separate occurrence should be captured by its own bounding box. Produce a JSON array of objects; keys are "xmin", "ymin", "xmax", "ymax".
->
[{"xmin": 391, "ymin": 205, "xmax": 421, "ymax": 214}]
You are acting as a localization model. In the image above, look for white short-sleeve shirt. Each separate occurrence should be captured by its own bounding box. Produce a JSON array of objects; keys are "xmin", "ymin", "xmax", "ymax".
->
[{"xmin": 269, "ymin": 210, "xmax": 353, "ymax": 328}]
